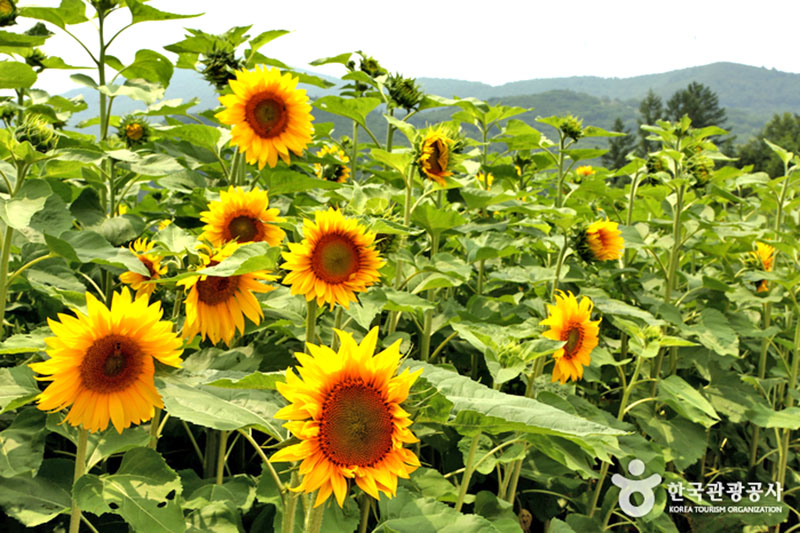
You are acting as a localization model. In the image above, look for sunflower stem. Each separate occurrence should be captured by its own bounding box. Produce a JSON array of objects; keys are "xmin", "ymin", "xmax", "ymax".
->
[
  {"xmin": 386, "ymin": 165, "xmax": 415, "ymax": 335},
  {"xmin": 750, "ymin": 301, "xmax": 773, "ymax": 467},
  {"xmin": 776, "ymin": 317, "xmax": 800, "ymax": 494},
  {"xmin": 69, "ymin": 429, "xmax": 89, "ymax": 533},
  {"xmin": 216, "ymin": 430, "xmax": 229, "ymax": 485},
  {"xmin": 304, "ymin": 498, "xmax": 325, "ymax": 533},
  {"xmin": 331, "ymin": 306, "xmax": 344, "ymax": 350},
  {"xmin": 476, "ymin": 259, "xmax": 485, "ymax": 296},
  {"xmin": 148, "ymin": 407, "xmax": 161, "ymax": 450},
  {"xmin": 455, "ymin": 433, "xmax": 480, "ymax": 513},
  {"xmin": 305, "ymin": 299, "xmax": 318, "ymax": 353},
  {"xmin": 555, "ymin": 132, "xmax": 566, "ymax": 209},
  {"xmin": 238, "ymin": 430, "xmax": 286, "ymax": 500},
  {"xmin": 504, "ymin": 453, "xmax": 525, "ymax": 505},
  {"xmin": 350, "ymin": 121, "xmax": 359, "ymax": 181},
  {"xmin": 282, "ymin": 471, "xmax": 300, "ymax": 533},
  {"xmin": 358, "ymin": 493, "xmax": 372, "ymax": 533},
  {"xmin": 0, "ymin": 225, "xmax": 14, "ymax": 340},
  {"xmin": 551, "ymin": 234, "xmax": 569, "ymax": 298}
]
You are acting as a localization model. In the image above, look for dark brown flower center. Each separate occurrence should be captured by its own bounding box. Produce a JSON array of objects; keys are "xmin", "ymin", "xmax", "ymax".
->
[
  {"xmin": 318, "ymin": 379, "xmax": 393, "ymax": 467},
  {"xmin": 80, "ymin": 335, "xmax": 144, "ymax": 393},
  {"xmin": 427, "ymin": 139, "xmax": 445, "ymax": 175},
  {"xmin": 310, "ymin": 233, "xmax": 360, "ymax": 284},
  {"xmin": 195, "ymin": 273, "xmax": 240, "ymax": 305},
  {"xmin": 563, "ymin": 325, "xmax": 583, "ymax": 360},
  {"xmin": 139, "ymin": 256, "xmax": 158, "ymax": 278},
  {"xmin": 226, "ymin": 215, "xmax": 261, "ymax": 243},
  {"xmin": 246, "ymin": 93, "xmax": 289, "ymax": 138}
]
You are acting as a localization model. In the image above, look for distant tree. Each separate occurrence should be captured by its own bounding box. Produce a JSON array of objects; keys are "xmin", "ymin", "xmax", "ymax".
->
[
  {"xmin": 603, "ymin": 117, "xmax": 636, "ymax": 170},
  {"xmin": 638, "ymin": 90, "xmax": 664, "ymax": 154},
  {"xmin": 665, "ymin": 82, "xmax": 727, "ymax": 130},
  {"xmin": 738, "ymin": 112, "xmax": 800, "ymax": 177}
]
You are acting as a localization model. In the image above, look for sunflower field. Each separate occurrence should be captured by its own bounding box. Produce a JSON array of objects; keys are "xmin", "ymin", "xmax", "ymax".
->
[{"xmin": 1, "ymin": 2, "xmax": 799, "ymax": 533}]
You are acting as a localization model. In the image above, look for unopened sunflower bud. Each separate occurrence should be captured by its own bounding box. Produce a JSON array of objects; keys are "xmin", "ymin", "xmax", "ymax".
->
[
  {"xmin": 0, "ymin": 0, "xmax": 17, "ymax": 27},
  {"xmin": 201, "ymin": 48, "xmax": 244, "ymax": 91},
  {"xmin": 118, "ymin": 115, "xmax": 151, "ymax": 148},
  {"xmin": 15, "ymin": 114, "xmax": 57, "ymax": 152},
  {"xmin": 387, "ymin": 74, "xmax": 423, "ymax": 112},
  {"xmin": 558, "ymin": 115, "xmax": 583, "ymax": 141}
]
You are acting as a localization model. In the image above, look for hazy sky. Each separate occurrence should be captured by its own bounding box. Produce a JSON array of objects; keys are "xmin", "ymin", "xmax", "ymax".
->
[{"xmin": 14, "ymin": 0, "xmax": 800, "ymax": 94}]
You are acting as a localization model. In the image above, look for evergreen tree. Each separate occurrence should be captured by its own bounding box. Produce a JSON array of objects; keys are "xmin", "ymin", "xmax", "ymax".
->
[
  {"xmin": 666, "ymin": 82, "xmax": 727, "ymax": 129},
  {"xmin": 738, "ymin": 112, "xmax": 800, "ymax": 177},
  {"xmin": 638, "ymin": 90, "xmax": 664, "ymax": 154},
  {"xmin": 603, "ymin": 117, "xmax": 636, "ymax": 170}
]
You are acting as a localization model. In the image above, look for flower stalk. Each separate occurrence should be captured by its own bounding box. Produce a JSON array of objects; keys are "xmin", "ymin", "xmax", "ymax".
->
[{"xmin": 69, "ymin": 429, "xmax": 89, "ymax": 533}]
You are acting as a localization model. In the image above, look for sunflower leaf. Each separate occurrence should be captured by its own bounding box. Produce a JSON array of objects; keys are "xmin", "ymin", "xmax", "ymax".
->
[
  {"xmin": 0, "ymin": 365, "xmax": 41, "ymax": 414},
  {"xmin": 313, "ymin": 96, "xmax": 381, "ymax": 128},
  {"xmin": 0, "ymin": 459, "xmax": 72, "ymax": 527}
]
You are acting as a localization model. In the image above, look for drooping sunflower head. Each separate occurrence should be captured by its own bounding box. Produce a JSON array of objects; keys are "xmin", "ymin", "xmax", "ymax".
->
[
  {"xmin": 0, "ymin": 0, "xmax": 17, "ymax": 26},
  {"xmin": 539, "ymin": 291, "xmax": 601, "ymax": 384},
  {"xmin": 576, "ymin": 165, "xmax": 595, "ymax": 177},
  {"xmin": 179, "ymin": 242, "xmax": 277, "ymax": 346},
  {"xmin": 29, "ymin": 288, "xmax": 183, "ymax": 433},
  {"xmin": 314, "ymin": 144, "xmax": 351, "ymax": 183},
  {"xmin": 119, "ymin": 238, "xmax": 167, "ymax": 300},
  {"xmin": 270, "ymin": 327, "xmax": 421, "ymax": 508},
  {"xmin": 199, "ymin": 186, "xmax": 286, "ymax": 248},
  {"xmin": 416, "ymin": 124, "xmax": 462, "ymax": 186},
  {"xmin": 751, "ymin": 241, "xmax": 776, "ymax": 293},
  {"xmin": 216, "ymin": 65, "xmax": 314, "ymax": 169},
  {"xmin": 582, "ymin": 218, "xmax": 624, "ymax": 262},
  {"xmin": 281, "ymin": 208, "xmax": 385, "ymax": 310},
  {"xmin": 118, "ymin": 115, "xmax": 151, "ymax": 148}
]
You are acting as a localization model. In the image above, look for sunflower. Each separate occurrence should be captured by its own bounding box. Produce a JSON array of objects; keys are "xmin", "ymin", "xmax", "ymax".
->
[
  {"xmin": 199, "ymin": 186, "xmax": 286, "ymax": 248},
  {"xmin": 281, "ymin": 208, "xmax": 384, "ymax": 310},
  {"xmin": 476, "ymin": 171, "xmax": 494, "ymax": 189},
  {"xmin": 576, "ymin": 165, "xmax": 595, "ymax": 177},
  {"xmin": 118, "ymin": 115, "xmax": 150, "ymax": 148},
  {"xmin": 314, "ymin": 144, "xmax": 351, "ymax": 183},
  {"xmin": 417, "ymin": 125, "xmax": 455, "ymax": 186},
  {"xmin": 179, "ymin": 242, "xmax": 277, "ymax": 346},
  {"xmin": 29, "ymin": 288, "xmax": 183, "ymax": 433},
  {"xmin": 752, "ymin": 241, "xmax": 775, "ymax": 293},
  {"xmin": 216, "ymin": 65, "xmax": 314, "ymax": 169},
  {"xmin": 585, "ymin": 218, "xmax": 624, "ymax": 261},
  {"xmin": 540, "ymin": 291, "xmax": 601, "ymax": 384},
  {"xmin": 119, "ymin": 238, "xmax": 167, "ymax": 300},
  {"xmin": 270, "ymin": 327, "xmax": 421, "ymax": 507}
]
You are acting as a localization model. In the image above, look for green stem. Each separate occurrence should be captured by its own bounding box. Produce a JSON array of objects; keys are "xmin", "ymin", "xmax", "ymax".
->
[
  {"xmin": 777, "ymin": 318, "xmax": 800, "ymax": 489},
  {"xmin": 69, "ymin": 429, "xmax": 89, "ymax": 533},
  {"xmin": 350, "ymin": 121, "xmax": 359, "ymax": 181},
  {"xmin": 148, "ymin": 407, "xmax": 161, "ymax": 450},
  {"xmin": 420, "ymin": 228, "xmax": 440, "ymax": 361},
  {"xmin": 282, "ymin": 471, "xmax": 300, "ymax": 533},
  {"xmin": 455, "ymin": 434, "xmax": 480, "ymax": 512},
  {"xmin": 358, "ymin": 494, "xmax": 372, "ymax": 533},
  {"xmin": 216, "ymin": 430, "xmax": 229, "ymax": 485},
  {"xmin": 750, "ymin": 302, "xmax": 773, "ymax": 467},
  {"xmin": 589, "ymin": 353, "xmax": 644, "ymax": 518},
  {"xmin": 238, "ymin": 430, "xmax": 285, "ymax": 499},
  {"xmin": 387, "ymin": 166, "xmax": 415, "ymax": 334},
  {"xmin": 775, "ymin": 159, "xmax": 791, "ymax": 232},
  {"xmin": 305, "ymin": 499, "xmax": 325, "ymax": 533},
  {"xmin": 505, "ymin": 456, "xmax": 524, "ymax": 506},
  {"xmin": 331, "ymin": 306, "xmax": 344, "ymax": 350},
  {"xmin": 555, "ymin": 133, "xmax": 566, "ymax": 208},
  {"xmin": 97, "ymin": 12, "xmax": 109, "ymax": 141},
  {"xmin": 305, "ymin": 299, "xmax": 318, "ymax": 353},
  {"xmin": 386, "ymin": 108, "xmax": 395, "ymax": 152},
  {"xmin": 551, "ymin": 234, "xmax": 569, "ymax": 298},
  {"xmin": 0, "ymin": 226, "xmax": 14, "ymax": 340},
  {"xmin": 476, "ymin": 259, "xmax": 486, "ymax": 296}
]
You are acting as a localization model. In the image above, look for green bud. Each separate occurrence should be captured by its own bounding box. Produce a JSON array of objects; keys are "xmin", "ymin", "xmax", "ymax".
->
[
  {"xmin": 0, "ymin": 0, "xmax": 17, "ymax": 27},
  {"xmin": 558, "ymin": 115, "xmax": 584, "ymax": 141},
  {"xmin": 118, "ymin": 115, "xmax": 151, "ymax": 148},
  {"xmin": 201, "ymin": 48, "xmax": 243, "ymax": 91},
  {"xmin": 15, "ymin": 114, "xmax": 57, "ymax": 152},
  {"xmin": 387, "ymin": 74, "xmax": 423, "ymax": 112}
]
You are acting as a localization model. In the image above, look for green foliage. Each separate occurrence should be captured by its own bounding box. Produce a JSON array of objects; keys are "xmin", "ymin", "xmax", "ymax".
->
[{"xmin": 738, "ymin": 112, "xmax": 800, "ymax": 176}]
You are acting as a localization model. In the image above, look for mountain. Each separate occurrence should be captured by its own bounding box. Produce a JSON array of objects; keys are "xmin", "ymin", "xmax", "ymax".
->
[{"xmin": 64, "ymin": 62, "xmax": 800, "ymax": 145}]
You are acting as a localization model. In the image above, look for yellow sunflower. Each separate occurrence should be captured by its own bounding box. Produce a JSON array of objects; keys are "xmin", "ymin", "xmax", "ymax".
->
[
  {"xmin": 476, "ymin": 171, "xmax": 494, "ymax": 189},
  {"xmin": 417, "ymin": 126, "xmax": 455, "ymax": 186},
  {"xmin": 540, "ymin": 291, "xmax": 601, "ymax": 384},
  {"xmin": 179, "ymin": 242, "xmax": 277, "ymax": 346},
  {"xmin": 576, "ymin": 165, "xmax": 595, "ymax": 177},
  {"xmin": 585, "ymin": 218, "xmax": 624, "ymax": 261},
  {"xmin": 270, "ymin": 327, "xmax": 421, "ymax": 507},
  {"xmin": 314, "ymin": 144, "xmax": 351, "ymax": 183},
  {"xmin": 281, "ymin": 208, "xmax": 384, "ymax": 310},
  {"xmin": 752, "ymin": 241, "xmax": 776, "ymax": 293},
  {"xmin": 119, "ymin": 238, "xmax": 167, "ymax": 300},
  {"xmin": 29, "ymin": 288, "xmax": 183, "ymax": 433},
  {"xmin": 200, "ymin": 186, "xmax": 286, "ymax": 248},
  {"xmin": 216, "ymin": 65, "xmax": 314, "ymax": 169}
]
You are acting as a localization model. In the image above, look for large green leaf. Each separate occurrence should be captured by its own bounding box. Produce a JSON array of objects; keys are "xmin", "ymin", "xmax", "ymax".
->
[
  {"xmin": 121, "ymin": 49, "xmax": 174, "ymax": 87},
  {"xmin": 313, "ymin": 96, "xmax": 381, "ymax": 128},
  {"xmin": 46, "ymin": 414, "xmax": 150, "ymax": 470},
  {"xmin": 375, "ymin": 488, "xmax": 502, "ymax": 533},
  {"xmin": 0, "ymin": 365, "xmax": 40, "ymax": 414},
  {"xmin": 745, "ymin": 404, "xmax": 800, "ymax": 429},
  {"xmin": 45, "ymin": 229, "xmax": 149, "ymax": 275},
  {"xmin": 19, "ymin": 0, "xmax": 87, "ymax": 28},
  {"xmin": 261, "ymin": 170, "xmax": 343, "ymax": 195},
  {"xmin": 0, "ymin": 61, "xmax": 37, "ymax": 89},
  {"xmin": 0, "ymin": 408, "xmax": 46, "ymax": 478},
  {"xmin": 0, "ymin": 179, "xmax": 50, "ymax": 230},
  {"xmin": 657, "ymin": 375, "xmax": 719, "ymax": 428},
  {"xmin": 411, "ymin": 204, "xmax": 467, "ymax": 237},
  {"xmin": 156, "ymin": 375, "xmax": 286, "ymax": 438},
  {"xmin": 685, "ymin": 308, "xmax": 738, "ymax": 357},
  {"xmin": 126, "ymin": 0, "xmax": 202, "ymax": 24},
  {"xmin": 0, "ymin": 458, "xmax": 72, "ymax": 527},
  {"xmin": 406, "ymin": 361, "xmax": 626, "ymax": 438},
  {"xmin": 75, "ymin": 447, "xmax": 185, "ymax": 533}
]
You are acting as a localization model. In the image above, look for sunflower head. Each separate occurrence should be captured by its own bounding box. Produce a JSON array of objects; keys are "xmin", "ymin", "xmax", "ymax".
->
[
  {"xmin": 577, "ymin": 218, "xmax": 624, "ymax": 262},
  {"xmin": 751, "ymin": 241, "xmax": 776, "ymax": 293},
  {"xmin": 25, "ymin": 22, "xmax": 52, "ymax": 37},
  {"xmin": 90, "ymin": 0, "xmax": 119, "ymax": 14},
  {"xmin": 201, "ymin": 48, "xmax": 244, "ymax": 91},
  {"xmin": 200, "ymin": 186, "xmax": 286, "ymax": 248},
  {"xmin": 118, "ymin": 115, "xmax": 151, "ymax": 148},
  {"xmin": 0, "ymin": 0, "xmax": 17, "ymax": 26},
  {"xmin": 558, "ymin": 114, "xmax": 584, "ymax": 141},
  {"xmin": 281, "ymin": 208, "xmax": 385, "ymax": 310},
  {"xmin": 576, "ymin": 165, "xmax": 595, "ymax": 177},
  {"xmin": 29, "ymin": 288, "xmax": 183, "ymax": 433},
  {"xmin": 15, "ymin": 114, "xmax": 57, "ymax": 152},
  {"xmin": 314, "ymin": 144, "xmax": 351, "ymax": 183},
  {"xmin": 356, "ymin": 51, "xmax": 387, "ymax": 79},
  {"xmin": 270, "ymin": 327, "xmax": 421, "ymax": 508},
  {"xmin": 25, "ymin": 48, "xmax": 47, "ymax": 71},
  {"xmin": 415, "ymin": 124, "xmax": 463, "ymax": 186},
  {"xmin": 476, "ymin": 171, "xmax": 494, "ymax": 189},
  {"xmin": 216, "ymin": 65, "xmax": 314, "ymax": 169},
  {"xmin": 540, "ymin": 291, "xmax": 601, "ymax": 384},
  {"xmin": 179, "ymin": 242, "xmax": 277, "ymax": 346},
  {"xmin": 386, "ymin": 73, "xmax": 424, "ymax": 112},
  {"xmin": 119, "ymin": 238, "xmax": 167, "ymax": 300}
]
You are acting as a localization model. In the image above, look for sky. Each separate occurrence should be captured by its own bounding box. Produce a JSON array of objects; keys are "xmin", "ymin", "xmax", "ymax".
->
[{"xmin": 11, "ymin": 0, "xmax": 800, "ymax": 94}]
